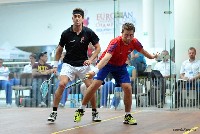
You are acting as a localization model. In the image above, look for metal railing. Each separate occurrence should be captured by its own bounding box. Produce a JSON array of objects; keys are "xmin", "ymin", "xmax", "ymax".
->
[{"xmin": 1, "ymin": 77, "xmax": 200, "ymax": 111}]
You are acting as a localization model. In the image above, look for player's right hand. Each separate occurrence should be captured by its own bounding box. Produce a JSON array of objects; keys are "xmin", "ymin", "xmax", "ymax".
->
[
  {"xmin": 86, "ymin": 71, "xmax": 95, "ymax": 79},
  {"xmin": 153, "ymin": 52, "xmax": 160, "ymax": 59}
]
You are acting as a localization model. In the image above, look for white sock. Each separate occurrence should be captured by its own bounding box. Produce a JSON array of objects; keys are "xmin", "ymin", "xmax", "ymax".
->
[
  {"xmin": 79, "ymin": 105, "xmax": 86, "ymax": 110},
  {"xmin": 125, "ymin": 112, "xmax": 130, "ymax": 115}
]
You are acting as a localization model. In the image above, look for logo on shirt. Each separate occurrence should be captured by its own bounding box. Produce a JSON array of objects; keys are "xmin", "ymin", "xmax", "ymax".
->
[
  {"xmin": 70, "ymin": 40, "xmax": 75, "ymax": 43},
  {"xmin": 38, "ymin": 66, "xmax": 49, "ymax": 72},
  {"xmin": 80, "ymin": 37, "xmax": 85, "ymax": 43}
]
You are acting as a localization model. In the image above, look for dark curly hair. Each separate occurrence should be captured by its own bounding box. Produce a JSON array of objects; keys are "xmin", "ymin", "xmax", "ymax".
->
[{"xmin": 72, "ymin": 8, "xmax": 84, "ymax": 18}]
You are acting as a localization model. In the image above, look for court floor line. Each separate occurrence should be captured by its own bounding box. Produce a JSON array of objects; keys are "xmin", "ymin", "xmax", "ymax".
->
[
  {"xmin": 51, "ymin": 110, "xmax": 141, "ymax": 134},
  {"xmin": 183, "ymin": 125, "xmax": 199, "ymax": 134}
]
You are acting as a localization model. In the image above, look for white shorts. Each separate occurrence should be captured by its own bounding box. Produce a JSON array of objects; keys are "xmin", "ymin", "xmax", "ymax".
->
[{"xmin": 60, "ymin": 63, "xmax": 95, "ymax": 81}]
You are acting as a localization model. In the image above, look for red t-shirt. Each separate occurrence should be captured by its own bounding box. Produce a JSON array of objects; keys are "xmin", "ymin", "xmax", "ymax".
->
[{"xmin": 99, "ymin": 36, "xmax": 143, "ymax": 66}]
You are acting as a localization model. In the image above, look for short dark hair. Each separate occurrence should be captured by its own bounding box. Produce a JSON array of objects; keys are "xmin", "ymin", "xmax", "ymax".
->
[
  {"xmin": 29, "ymin": 53, "xmax": 36, "ymax": 59},
  {"xmin": 188, "ymin": 47, "xmax": 196, "ymax": 53},
  {"xmin": 38, "ymin": 51, "xmax": 47, "ymax": 59},
  {"xmin": 72, "ymin": 8, "xmax": 84, "ymax": 18},
  {"xmin": 161, "ymin": 50, "xmax": 169, "ymax": 55},
  {"xmin": 121, "ymin": 23, "xmax": 135, "ymax": 33}
]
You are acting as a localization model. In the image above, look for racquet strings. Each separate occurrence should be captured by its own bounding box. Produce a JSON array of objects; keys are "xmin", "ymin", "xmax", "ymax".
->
[{"xmin": 41, "ymin": 81, "xmax": 49, "ymax": 98}]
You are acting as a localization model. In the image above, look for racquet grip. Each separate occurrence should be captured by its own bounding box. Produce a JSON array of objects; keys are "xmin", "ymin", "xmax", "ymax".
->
[{"xmin": 85, "ymin": 74, "xmax": 90, "ymax": 78}]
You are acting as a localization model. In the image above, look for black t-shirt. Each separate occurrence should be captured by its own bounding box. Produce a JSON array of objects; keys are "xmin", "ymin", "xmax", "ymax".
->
[{"xmin": 59, "ymin": 25, "xmax": 99, "ymax": 67}]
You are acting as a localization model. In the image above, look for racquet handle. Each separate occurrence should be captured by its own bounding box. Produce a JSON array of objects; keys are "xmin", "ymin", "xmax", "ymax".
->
[
  {"xmin": 85, "ymin": 75, "xmax": 89, "ymax": 79},
  {"xmin": 50, "ymin": 73, "xmax": 54, "ymax": 78},
  {"xmin": 65, "ymin": 76, "xmax": 88, "ymax": 89}
]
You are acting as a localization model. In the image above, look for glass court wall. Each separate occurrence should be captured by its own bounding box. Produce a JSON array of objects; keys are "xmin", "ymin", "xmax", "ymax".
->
[{"xmin": 1, "ymin": 0, "xmax": 193, "ymax": 110}]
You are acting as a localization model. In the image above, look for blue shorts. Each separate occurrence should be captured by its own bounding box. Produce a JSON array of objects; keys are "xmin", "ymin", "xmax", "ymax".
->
[{"xmin": 94, "ymin": 64, "xmax": 130, "ymax": 85}]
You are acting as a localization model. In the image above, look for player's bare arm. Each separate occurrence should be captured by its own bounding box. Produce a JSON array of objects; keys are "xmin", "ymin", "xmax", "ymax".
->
[
  {"xmin": 140, "ymin": 48, "xmax": 158, "ymax": 59},
  {"xmin": 53, "ymin": 45, "xmax": 63, "ymax": 74},
  {"xmin": 32, "ymin": 68, "xmax": 41, "ymax": 77},
  {"xmin": 180, "ymin": 73, "xmax": 189, "ymax": 80},
  {"xmin": 96, "ymin": 53, "xmax": 112, "ymax": 69},
  {"xmin": 32, "ymin": 68, "xmax": 50, "ymax": 76},
  {"xmin": 43, "ymin": 69, "xmax": 53, "ymax": 75},
  {"xmin": 86, "ymin": 53, "xmax": 112, "ymax": 79},
  {"xmin": 188, "ymin": 72, "xmax": 200, "ymax": 81},
  {"xmin": 83, "ymin": 43, "xmax": 101, "ymax": 66}
]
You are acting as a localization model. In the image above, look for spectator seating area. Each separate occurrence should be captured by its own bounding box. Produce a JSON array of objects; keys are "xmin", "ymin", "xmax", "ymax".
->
[{"xmin": 0, "ymin": 72, "xmax": 200, "ymax": 109}]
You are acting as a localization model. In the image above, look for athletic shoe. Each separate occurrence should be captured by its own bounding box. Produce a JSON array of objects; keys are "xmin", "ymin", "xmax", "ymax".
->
[
  {"xmin": 100, "ymin": 106, "xmax": 104, "ymax": 108},
  {"xmin": 123, "ymin": 114, "xmax": 137, "ymax": 125},
  {"xmin": 59, "ymin": 103, "xmax": 65, "ymax": 108},
  {"xmin": 74, "ymin": 109, "xmax": 84, "ymax": 123},
  {"xmin": 47, "ymin": 111, "xmax": 57, "ymax": 123},
  {"xmin": 157, "ymin": 102, "xmax": 163, "ymax": 108},
  {"xmin": 92, "ymin": 111, "xmax": 101, "ymax": 122},
  {"xmin": 6, "ymin": 104, "xmax": 12, "ymax": 108},
  {"xmin": 38, "ymin": 102, "xmax": 47, "ymax": 107},
  {"xmin": 110, "ymin": 105, "xmax": 115, "ymax": 110}
]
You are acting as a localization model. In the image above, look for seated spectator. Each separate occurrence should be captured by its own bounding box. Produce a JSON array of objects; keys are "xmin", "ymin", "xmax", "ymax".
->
[
  {"xmin": 9, "ymin": 72, "xmax": 20, "ymax": 86},
  {"xmin": 0, "ymin": 58, "xmax": 12, "ymax": 107},
  {"xmin": 177, "ymin": 47, "xmax": 200, "ymax": 107},
  {"xmin": 154, "ymin": 50, "xmax": 176, "ymax": 78},
  {"xmin": 130, "ymin": 50, "xmax": 147, "ymax": 76},
  {"xmin": 179, "ymin": 47, "xmax": 200, "ymax": 83},
  {"xmin": 32, "ymin": 52, "xmax": 53, "ymax": 107},
  {"xmin": 23, "ymin": 53, "xmax": 36, "ymax": 73},
  {"xmin": 153, "ymin": 50, "xmax": 176, "ymax": 108}
]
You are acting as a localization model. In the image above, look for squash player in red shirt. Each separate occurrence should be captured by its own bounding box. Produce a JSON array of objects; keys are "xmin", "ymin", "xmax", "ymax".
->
[{"xmin": 74, "ymin": 22, "xmax": 158, "ymax": 125}]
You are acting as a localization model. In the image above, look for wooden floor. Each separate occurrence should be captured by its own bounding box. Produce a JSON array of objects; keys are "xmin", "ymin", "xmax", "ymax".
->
[{"xmin": 0, "ymin": 108, "xmax": 200, "ymax": 134}]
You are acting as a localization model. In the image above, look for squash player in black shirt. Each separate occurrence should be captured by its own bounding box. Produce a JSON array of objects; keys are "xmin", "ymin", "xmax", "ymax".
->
[{"xmin": 47, "ymin": 8, "xmax": 101, "ymax": 123}]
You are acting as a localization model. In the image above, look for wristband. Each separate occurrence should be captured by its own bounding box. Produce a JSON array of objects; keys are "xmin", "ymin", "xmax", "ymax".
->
[
  {"xmin": 53, "ymin": 61, "xmax": 59, "ymax": 68},
  {"xmin": 92, "ymin": 67, "xmax": 99, "ymax": 75}
]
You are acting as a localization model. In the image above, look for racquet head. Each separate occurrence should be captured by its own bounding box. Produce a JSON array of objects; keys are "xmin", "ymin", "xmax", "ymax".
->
[
  {"xmin": 40, "ymin": 74, "xmax": 54, "ymax": 98},
  {"xmin": 40, "ymin": 81, "xmax": 49, "ymax": 98}
]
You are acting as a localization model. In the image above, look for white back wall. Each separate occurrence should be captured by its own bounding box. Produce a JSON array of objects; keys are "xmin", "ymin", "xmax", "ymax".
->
[
  {"xmin": 1, "ymin": 0, "xmax": 200, "ymax": 77},
  {"xmin": 174, "ymin": 0, "xmax": 200, "ymax": 76},
  {"xmin": 0, "ymin": 0, "xmax": 144, "ymax": 52},
  {"xmin": 0, "ymin": 0, "xmax": 169, "ymax": 52}
]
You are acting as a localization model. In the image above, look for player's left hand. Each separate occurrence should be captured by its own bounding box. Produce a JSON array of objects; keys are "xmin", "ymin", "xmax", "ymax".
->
[{"xmin": 83, "ymin": 60, "xmax": 92, "ymax": 66}]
